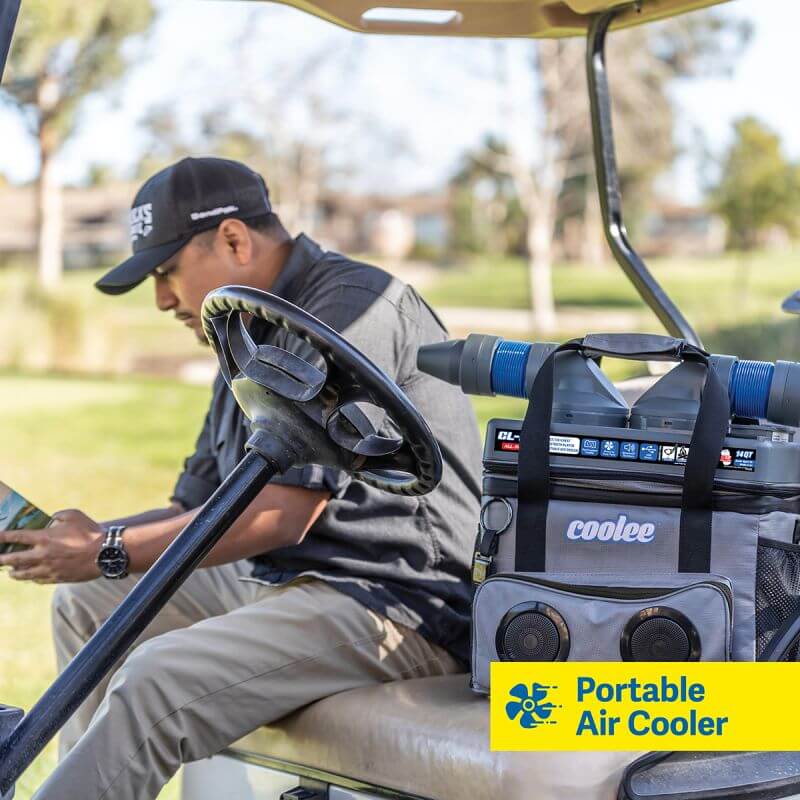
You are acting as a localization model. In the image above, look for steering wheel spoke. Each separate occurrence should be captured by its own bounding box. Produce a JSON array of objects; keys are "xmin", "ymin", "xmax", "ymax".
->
[
  {"xmin": 356, "ymin": 445, "xmax": 420, "ymax": 483},
  {"xmin": 326, "ymin": 400, "xmax": 403, "ymax": 456},
  {"xmin": 207, "ymin": 313, "xmax": 237, "ymax": 384},
  {"xmin": 227, "ymin": 312, "xmax": 327, "ymax": 403},
  {"xmin": 251, "ymin": 345, "xmax": 326, "ymax": 401}
]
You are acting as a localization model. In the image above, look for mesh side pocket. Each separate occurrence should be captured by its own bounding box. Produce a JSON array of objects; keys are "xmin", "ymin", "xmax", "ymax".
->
[{"xmin": 756, "ymin": 537, "xmax": 800, "ymax": 659}]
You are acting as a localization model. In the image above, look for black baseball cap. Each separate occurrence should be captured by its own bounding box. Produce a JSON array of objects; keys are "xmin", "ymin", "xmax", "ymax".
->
[{"xmin": 95, "ymin": 157, "xmax": 272, "ymax": 295}]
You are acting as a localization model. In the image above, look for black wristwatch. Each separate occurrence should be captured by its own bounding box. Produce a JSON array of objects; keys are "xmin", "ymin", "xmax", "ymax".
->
[{"xmin": 96, "ymin": 525, "xmax": 130, "ymax": 579}]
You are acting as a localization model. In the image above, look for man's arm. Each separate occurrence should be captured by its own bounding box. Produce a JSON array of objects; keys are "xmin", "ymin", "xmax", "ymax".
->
[
  {"xmin": 101, "ymin": 502, "xmax": 187, "ymax": 530},
  {"xmin": 0, "ymin": 483, "xmax": 329, "ymax": 583},
  {"xmin": 125, "ymin": 483, "xmax": 329, "ymax": 571}
]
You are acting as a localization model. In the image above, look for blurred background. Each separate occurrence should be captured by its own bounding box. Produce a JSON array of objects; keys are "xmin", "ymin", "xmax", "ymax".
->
[{"xmin": 0, "ymin": 0, "xmax": 798, "ymax": 795}]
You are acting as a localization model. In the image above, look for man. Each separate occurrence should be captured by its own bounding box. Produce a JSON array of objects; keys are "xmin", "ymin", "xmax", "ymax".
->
[{"xmin": 0, "ymin": 157, "xmax": 482, "ymax": 799}]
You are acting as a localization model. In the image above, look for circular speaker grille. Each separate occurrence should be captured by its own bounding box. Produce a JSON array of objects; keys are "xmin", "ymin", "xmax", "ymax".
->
[
  {"xmin": 629, "ymin": 616, "xmax": 691, "ymax": 661},
  {"xmin": 502, "ymin": 611, "xmax": 561, "ymax": 661}
]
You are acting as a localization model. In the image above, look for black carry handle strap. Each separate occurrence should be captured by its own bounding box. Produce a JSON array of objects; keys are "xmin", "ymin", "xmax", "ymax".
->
[
  {"xmin": 515, "ymin": 333, "xmax": 730, "ymax": 573},
  {"xmin": 579, "ymin": 332, "xmax": 696, "ymax": 362}
]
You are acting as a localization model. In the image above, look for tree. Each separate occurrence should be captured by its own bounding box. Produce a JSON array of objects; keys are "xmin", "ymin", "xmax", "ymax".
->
[
  {"xmin": 134, "ymin": 103, "xmax": 194, "ymax": 181},
  {"xmin": 710, "ymin": 116, "xmax": 800, "ymax": 250},
  {"xmin": 449, "ymin": 135, "xmax": 525, "ymax": 256},
  {"xmin": 2, "ymin": 0, "xmax": 154, "ymax": 287},
  {"xmin": 85, "ymin": 162, "xmax": 116, "ymax": 188},
  {"xmin": 481, "ymin": 36, "xmax": 671, "ymax": 331},
  {"xmin": 135, "ymin": 21, "xmax": 391, "ymax": 239},
  {"xmin": 214, "ymin": 27, "xmax": 395, "ymax": 237},
  {"xmin": 482, "ymin": 13, "xmax": 749, "ymax": 333}
]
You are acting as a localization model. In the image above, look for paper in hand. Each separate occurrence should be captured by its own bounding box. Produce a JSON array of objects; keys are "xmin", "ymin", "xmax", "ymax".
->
[{"xmin": 0, "ymin": 482, "xmax": 50, "ymax": 554}]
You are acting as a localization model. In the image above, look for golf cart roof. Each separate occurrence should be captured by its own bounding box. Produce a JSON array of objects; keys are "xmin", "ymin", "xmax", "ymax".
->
[{"xmin": 269, "ymin": 0, "xmax": 729, "ymax": 38}]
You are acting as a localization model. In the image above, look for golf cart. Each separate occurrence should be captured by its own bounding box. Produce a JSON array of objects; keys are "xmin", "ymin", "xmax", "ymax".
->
[{"xmin": 2, "ymin": 0, "xmax": 800, "ymax": 799}]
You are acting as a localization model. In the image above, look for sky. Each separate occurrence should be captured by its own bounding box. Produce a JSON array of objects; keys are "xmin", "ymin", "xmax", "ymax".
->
[{"xmin": 0, "ymin": 0, "xmax": 797, "ymax": 203}]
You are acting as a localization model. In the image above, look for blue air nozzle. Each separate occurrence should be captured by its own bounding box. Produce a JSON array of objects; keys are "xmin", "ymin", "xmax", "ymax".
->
[{"xmin": 417, "ymin": 334, "xmax": 800, "ymax": 428}]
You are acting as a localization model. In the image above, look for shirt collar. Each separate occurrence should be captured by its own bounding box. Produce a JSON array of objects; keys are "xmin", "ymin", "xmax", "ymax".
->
[{"xmin": 268, "ymin": 233, "xmax": 325, "ymax": 303}]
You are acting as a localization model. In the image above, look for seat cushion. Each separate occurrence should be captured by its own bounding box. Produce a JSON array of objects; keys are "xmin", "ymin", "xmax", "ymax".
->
[{"xmin": 228, "ymin": 674, "xmax": 643, "ymax": 799}]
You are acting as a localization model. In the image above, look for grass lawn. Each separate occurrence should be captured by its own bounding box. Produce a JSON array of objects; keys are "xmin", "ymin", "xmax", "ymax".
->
[
  {"xmin": 422, "ymin": 251, "xmax": 800, "ymax": 380},
  {"xmin": 0, "ymin": 251, "xmax": 797, "ymax": 401},
  {"xmin": 424, "ymin": 251, "xmax": 800, "ymax": 320},
  {"xmin": 0, "ymin": 373, "xmax": 212, "ymax": 800},
  {"xmin": 2, "ymin": 250, "xmax": 800, "ymax": 379},
  {"xmin": 0, "ymin": 371, "xmax": 520, "ymax": 799}
]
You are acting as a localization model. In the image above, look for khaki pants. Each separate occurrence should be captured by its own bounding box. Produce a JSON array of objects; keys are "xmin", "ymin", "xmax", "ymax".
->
[{"xmin": 35, "ymin": 561, "xmax": 462, "ymax": 800}]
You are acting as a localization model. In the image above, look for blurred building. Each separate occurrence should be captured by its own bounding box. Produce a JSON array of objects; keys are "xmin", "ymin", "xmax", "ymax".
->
[
  {"xmin": 0, "ymin": 183, "xmax": 131, "ymax": 268},
  {"xmin": 638, "ymin": 203, "xmax": 727, "ymax": 258},
  {"xmin": 560, "ymin": 201, "xmax": 728, "ymax": 262},
  {"xmin": 0, "ymin": 184, "xmax": 452, "ymax": 266},
  {"xmin": 1, "ymin": 185, "xmax": 729, "ymax": 265},
  {"xmin": 314, "ymin": 191, "xmax": 450, "ymax": 258}
]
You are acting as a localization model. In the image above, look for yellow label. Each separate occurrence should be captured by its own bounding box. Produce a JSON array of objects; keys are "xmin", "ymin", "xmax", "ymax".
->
[{"xmin": 490, "ymin": 662, "xmax": 800, "ymax": 751}]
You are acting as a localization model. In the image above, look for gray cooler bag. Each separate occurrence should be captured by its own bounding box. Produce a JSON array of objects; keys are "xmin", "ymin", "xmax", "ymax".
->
[{"xmin": 471, "ymin": 336, "xmax": 800, "ymax": 693}]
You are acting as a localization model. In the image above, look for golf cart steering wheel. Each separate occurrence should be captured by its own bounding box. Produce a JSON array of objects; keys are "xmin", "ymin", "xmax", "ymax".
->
[{"xmin": 201, "ymin": 285, "xmax": 442, "ymax": 496}]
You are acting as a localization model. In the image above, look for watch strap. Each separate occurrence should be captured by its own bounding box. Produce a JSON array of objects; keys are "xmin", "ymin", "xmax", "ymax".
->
[
  {"xmin": 104, "ymin": 525, "xmax": 127, "ymax": 548},
  {"xmin": 98, "ymin": 525, "xmax": 129, "ymax": 579}
]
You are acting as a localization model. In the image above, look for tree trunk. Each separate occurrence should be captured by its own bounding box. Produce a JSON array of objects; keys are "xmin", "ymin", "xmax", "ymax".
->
[
  {"xmin": 36, "ymin": 85, "xmax": 64, "ymax": 289},
  {"xmin": 527, "ymin": 205, "xmax": 557, "ymax": 335},
  {"xmin": 296, "ymin": 143, "xmax": 321, "ymax": 235},
  {"xmin": 582, "ymin": 175, "xmax": 608, "ymax": 268}
]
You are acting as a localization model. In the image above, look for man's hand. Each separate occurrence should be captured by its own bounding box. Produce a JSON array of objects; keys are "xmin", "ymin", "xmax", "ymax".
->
[{"xmin": 0, "ymin": 509, "xmax": 104, "ymax": 584}]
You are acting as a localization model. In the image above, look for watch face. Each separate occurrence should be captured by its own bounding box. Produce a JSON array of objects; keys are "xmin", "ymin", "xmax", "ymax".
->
[{"xmin": 97, "ymin": 545, "xmax": 129, "ymax": 579}]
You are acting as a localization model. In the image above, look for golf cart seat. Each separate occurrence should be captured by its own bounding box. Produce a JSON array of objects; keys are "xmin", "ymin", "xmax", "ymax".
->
[{"xmin": 223, "ymin": 673, "xmax": 642, "ymax": 799}]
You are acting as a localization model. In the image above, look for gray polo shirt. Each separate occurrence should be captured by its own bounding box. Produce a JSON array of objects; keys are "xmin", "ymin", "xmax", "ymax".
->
[{"xmin": 172, "ymin": 234, "xmax": 482, "ymax": 664}]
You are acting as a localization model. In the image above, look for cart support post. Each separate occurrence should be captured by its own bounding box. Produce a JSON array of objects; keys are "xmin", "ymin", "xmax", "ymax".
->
[
  {"xmin": 586, "ymin": 9, "xmax": 703, "ymax": 349},
  {"xmin": 0, "ymin": 0, "xmax": 20, "ymax": 82},
  {"xmin": 0, "ymin": 447, "xmax": 281, "ymax": 795}
]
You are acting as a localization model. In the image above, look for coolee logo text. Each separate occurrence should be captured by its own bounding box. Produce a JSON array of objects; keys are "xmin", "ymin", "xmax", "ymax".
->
[{"xmin": 566, "ymin": 514, "xmax": 655, "ymax": 543}]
